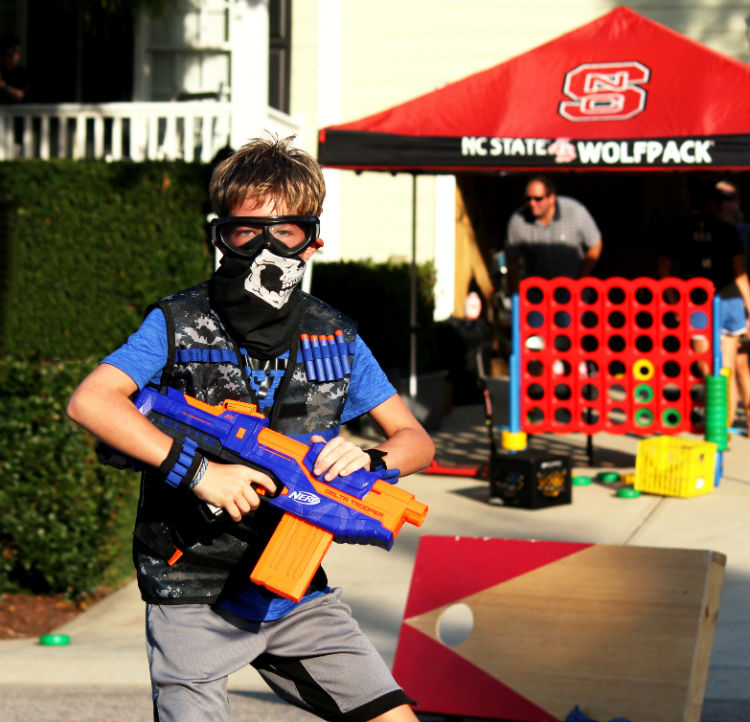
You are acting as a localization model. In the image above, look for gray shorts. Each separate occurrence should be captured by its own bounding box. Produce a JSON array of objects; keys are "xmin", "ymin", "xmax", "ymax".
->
[{"xmin": 146, "ymin": 588, "xmax": 413, "ymax": 722}]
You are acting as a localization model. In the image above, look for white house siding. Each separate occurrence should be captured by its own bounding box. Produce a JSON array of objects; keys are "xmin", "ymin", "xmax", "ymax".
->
[{"xmin": 291, "ymin": 1, "xmax": 748, "ymax": 310}]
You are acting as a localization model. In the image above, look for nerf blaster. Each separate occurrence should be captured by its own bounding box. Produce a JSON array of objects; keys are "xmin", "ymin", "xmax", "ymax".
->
[{"xmin": 128, "ymin": 386, "xmax": 428, "ymax": 602}]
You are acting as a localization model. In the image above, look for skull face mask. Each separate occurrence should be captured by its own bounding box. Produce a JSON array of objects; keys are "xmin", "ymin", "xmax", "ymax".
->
[
  {"xmin": 244, "ymin": 248, "xmax": 306, "ymax": 309},
  {"xmin": 211, "ymin": 247, "xmax": 307, "ymax": 358}
]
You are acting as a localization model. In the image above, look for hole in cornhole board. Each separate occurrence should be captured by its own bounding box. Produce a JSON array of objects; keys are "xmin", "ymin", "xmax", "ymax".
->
[{"xmin": 437, "ymin": 603, "xmax": 474, "ymax": 647}]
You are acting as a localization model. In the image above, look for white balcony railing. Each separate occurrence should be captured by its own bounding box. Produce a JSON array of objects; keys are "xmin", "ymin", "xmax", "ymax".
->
[{"xmin": 0, "ymin": 102, "xmax": 305, "ymax": 163}]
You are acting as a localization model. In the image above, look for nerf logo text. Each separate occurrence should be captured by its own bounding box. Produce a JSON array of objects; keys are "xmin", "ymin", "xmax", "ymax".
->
[
  {"xmin": 559, "ymin": 61, "xmax": 650, "ymax": 122},
  {"xmin": 288, "ymin": 491, "xmax": 321, "ymax": 505}
]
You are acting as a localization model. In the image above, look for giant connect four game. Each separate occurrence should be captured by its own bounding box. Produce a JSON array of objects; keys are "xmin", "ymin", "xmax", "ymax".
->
[{"xmin": 518, "ymin": 277, "xmax": 714, "ymax": 436}]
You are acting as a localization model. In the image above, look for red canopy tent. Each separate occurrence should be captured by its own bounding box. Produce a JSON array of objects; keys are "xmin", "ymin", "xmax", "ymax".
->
[
  {"xmin": 318, "ymin": 6, "xmax": 750, "ymax": 172},
  {"xmin": 317, "ymin": 6, "xmax": 749, "ymax": 402}
]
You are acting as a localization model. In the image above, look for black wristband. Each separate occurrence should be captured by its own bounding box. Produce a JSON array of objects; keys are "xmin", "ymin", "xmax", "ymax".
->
[
  {"xmin": 159, "ymin": 437, "xmax": 201, "ymax": 489},
  {"xmin": 158, "ymin": 437, "xmax": 182, "ymax": 476},
  {"xmin": 364, "ymin": 448, "xmax": 388, "ymax": 472}
]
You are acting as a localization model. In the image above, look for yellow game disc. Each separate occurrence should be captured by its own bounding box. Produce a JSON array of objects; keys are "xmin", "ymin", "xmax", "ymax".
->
[{"xmin": 632, "ymin": 358, "xmax": 655, "ymax": 380}]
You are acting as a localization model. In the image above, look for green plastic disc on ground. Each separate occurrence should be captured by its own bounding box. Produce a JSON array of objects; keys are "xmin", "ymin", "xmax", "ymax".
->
[
  {"xmin": 597, "ymin": 471, "xmax": 620, "ymax": 483},
  {"xmin": 39, "ymin": 633, "xmax": 70, "ymax": 646},
  {"xmin": 572, "ymin": 475, "xmax": 592, "ymax": 486},
  {"xmin": 617, "ymin": 487, "xmax": 641, "ymax": 499}
]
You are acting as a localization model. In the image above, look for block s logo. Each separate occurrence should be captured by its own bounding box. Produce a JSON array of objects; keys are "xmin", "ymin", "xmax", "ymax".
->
[{"xmin": 559, "ymin": 62, "xmax": 650, "ymax": 121}]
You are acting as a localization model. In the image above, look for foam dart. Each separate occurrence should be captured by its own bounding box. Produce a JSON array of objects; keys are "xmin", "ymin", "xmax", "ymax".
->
[
  {"xmin": 327, "ymin": 334, "xmax": 343, "ymax": 378},
  {"xmin": 300, "ymin": 334, "xmax": 316, "ymax": 381},
  {"xmin": 309, "ymin": 335, "xmax": 326, "ymax": 380},
  {"xmin": 318, "ymin": 335, "xmax": 335, "ymax": 381},
  {"xmin": 334, "ymin": 329, "xmax": 351, "ymax": 375}
]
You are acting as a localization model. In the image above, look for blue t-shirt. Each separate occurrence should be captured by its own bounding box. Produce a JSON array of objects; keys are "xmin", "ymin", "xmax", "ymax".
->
[{"xmin": 102, "ymin": 308, "xmax": 397, "ymax": 619}]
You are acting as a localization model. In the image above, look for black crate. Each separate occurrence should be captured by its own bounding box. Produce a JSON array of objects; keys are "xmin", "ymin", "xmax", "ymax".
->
[{"xmin": 489, "ymin": 449, "xmax": 572, "ymax": 509}]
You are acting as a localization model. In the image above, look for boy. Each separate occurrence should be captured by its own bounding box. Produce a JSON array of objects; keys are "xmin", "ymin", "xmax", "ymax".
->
[{"xmin": 67, "ymin": 136, "xmax": 435, "ymax": 722}]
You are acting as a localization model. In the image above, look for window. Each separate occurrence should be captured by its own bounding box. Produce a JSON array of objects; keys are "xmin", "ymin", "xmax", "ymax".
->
[
  {"xmin": 269, "ymin": 0, "xmax": 291, "ymax": 112},
  {"xmin": 147, "ymin": 0, "xmax": 231, "ymax": 101}
]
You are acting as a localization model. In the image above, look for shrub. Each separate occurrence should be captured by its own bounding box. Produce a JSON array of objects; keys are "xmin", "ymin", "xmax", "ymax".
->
[
  {"xmin": 0, "ymin": 159, "xmax": 213, "ymax": 361},
  {"xmin": 0, "ymin": 357, "xmax": 139, "ymax": 599},
  {"xmin": 310, "ymin": 259, "xmax": 438, "ymax": 376},
  {"xmin": 0, "ymin": 159, "xmax": 212, "ymax": 598}
]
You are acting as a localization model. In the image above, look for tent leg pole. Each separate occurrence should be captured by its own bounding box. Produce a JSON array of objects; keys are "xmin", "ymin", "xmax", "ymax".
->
[{"xmin": 409, "ymin": 173, "xmax": 418, "ymax": 399}]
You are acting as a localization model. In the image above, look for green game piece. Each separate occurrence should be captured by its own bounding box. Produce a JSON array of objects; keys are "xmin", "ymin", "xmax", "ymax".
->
[
  {"xmin": 617, "ymin": 487, "xmax": 641, "ymax": 499},
  {"xmin": 634, "ymin": 408, "xmax": 654, "ymax": 427},
  {"xmin": 596, "ymin": 471, "xmax": 620, "ymax": 483},
  {"xmin": 572, "ymin": 475, "xmax": 592, "ymax": 486},
  {"xmin": 39, "ymin": 633, "xmax": 70, "ymax": 646},
  {"xmin": 634, "ymin": 384, "xmax": 654, "ymax": 403}
]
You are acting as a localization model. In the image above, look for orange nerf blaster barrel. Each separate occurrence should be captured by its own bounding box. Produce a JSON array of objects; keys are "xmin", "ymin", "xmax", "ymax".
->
[
  {"xmin": 131, "ymin": 386, "xmax": 428, "ymax": 602},
  {"xmin": 251, "ymin": 479, "xmax": 427, "ymax": 601}
]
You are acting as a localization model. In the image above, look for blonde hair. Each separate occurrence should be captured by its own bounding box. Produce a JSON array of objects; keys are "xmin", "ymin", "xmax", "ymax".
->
[{"xmin": 209, "ymin": 136, "xmax": 326, "ymax": 217}]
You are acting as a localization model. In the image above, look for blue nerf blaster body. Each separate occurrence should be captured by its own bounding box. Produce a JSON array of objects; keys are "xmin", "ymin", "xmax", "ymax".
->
[{"xmin": 131, "ymin": 386, "xmax": 428, "ymax": 599}]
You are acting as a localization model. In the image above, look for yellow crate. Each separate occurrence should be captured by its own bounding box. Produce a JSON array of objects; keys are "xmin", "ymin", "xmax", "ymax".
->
[{"xmin": 634, "ymin": 436, "xmax": 717, "ymax": 498}]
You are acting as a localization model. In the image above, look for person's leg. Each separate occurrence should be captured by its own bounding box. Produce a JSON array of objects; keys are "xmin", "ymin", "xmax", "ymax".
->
[
  {"xmin": 721, "ymin": 334, "xmax": 739, "ymax": 425},
  {"xmin": 146, "ymin": 604, "xmax": 265, "ymax": 722},
  {"xmin": 689, "ymin": 334, "xmax": 710, "ymax": 378},
  {"xmin": 734, "ymin": 343, "xmax": 750, "ymax": 433},
  {"xmin": 254, "ymin": 588, "xmax": 416, "ymax": 722},
  {"xmin": 719, "ymin": 297, "xmax": 746, "ymax": 427}
]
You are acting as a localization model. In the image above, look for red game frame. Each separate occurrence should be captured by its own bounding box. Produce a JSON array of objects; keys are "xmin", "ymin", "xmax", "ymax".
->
[{"xmin": 518, "ymin": 277, "xmax": 713, "ymax": 436}]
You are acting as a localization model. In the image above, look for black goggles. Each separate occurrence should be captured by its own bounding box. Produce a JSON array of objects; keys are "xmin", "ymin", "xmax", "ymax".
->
[{"xmin": 210, "ymin": 215, "xmax": 320, "ymax": 258}]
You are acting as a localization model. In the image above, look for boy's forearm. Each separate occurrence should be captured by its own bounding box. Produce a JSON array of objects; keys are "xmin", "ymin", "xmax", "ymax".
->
[
  {"xmin": 372, "ymin": 427, "xmax": 435, "ymax": 477},
  {"xmin": 366, "ymin": 394, "xmax": 435, "ymax": 476},
  {"xmin": 67, "ymin": 367, "xmax": 173, "ymax": 468}
]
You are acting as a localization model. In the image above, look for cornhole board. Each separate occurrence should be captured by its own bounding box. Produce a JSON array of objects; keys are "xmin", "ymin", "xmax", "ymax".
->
[{"xmin": 393, "ymin": 536, "xmax": 725, "ymax": 722}]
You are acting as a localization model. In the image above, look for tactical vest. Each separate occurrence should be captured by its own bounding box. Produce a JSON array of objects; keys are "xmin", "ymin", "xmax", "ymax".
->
[{"xmin": 133, "ymin": 282, "xmax": 357, "ymax": 605}]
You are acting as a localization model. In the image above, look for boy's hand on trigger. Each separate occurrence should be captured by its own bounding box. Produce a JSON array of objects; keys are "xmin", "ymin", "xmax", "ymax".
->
[
  {"xmin": 191, "ymin": 461, "xmax": 276, "ymax": 522},
  {"xmin": 311, "ymin": 434, "xmax": 370, "ymax": 481}
]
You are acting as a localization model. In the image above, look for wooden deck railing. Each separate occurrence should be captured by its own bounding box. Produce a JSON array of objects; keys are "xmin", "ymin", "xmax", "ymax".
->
[{"xmin": 0, "ymin": 102, "xmax": 303, "ymax": 162}]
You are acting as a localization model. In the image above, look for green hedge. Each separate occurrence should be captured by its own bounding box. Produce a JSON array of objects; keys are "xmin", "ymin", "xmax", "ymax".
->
[
  {"xmin": 0, "ymin": 357, "xmax": 139, "ymax": 599},
  {"xmin": 0, "ymin": 159, "xmax": 213, "ymax": 361},
  {"xmin": 310, "ymin": 259, "xmax": 438, "ymax": 376},
  {"xmin": 0, "ymin": 160, "xmax": 211, "ymax": 598}
]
